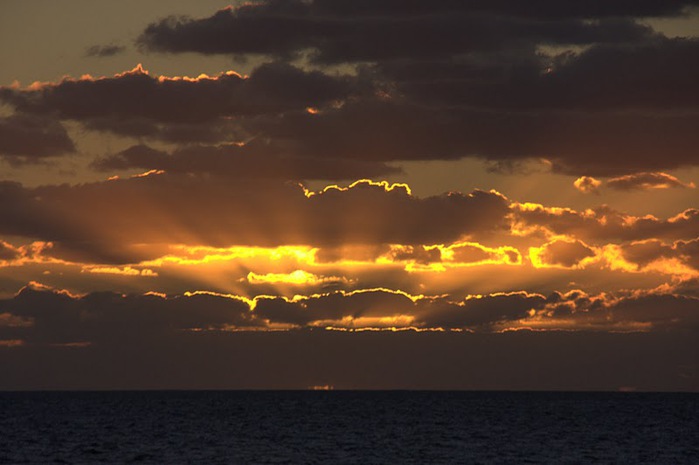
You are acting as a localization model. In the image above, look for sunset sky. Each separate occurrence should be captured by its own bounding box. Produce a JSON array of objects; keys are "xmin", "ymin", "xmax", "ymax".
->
[{"xmin": 1, "ymin": 0, "xmax": 698, "ymax": 391}]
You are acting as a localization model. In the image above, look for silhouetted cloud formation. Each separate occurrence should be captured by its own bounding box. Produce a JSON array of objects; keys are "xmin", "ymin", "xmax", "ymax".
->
[
  {"xmin": 0, "ymin": 115, "xmax": 75, "ymax": 162},
  {"xmin": 0, "ymin": 177, "xmax": 510, "ymax": 263},
  {"xmin": 1, "ymin": 2, "xmax": 697, "ymax": 175},
  {"xmin": 621, "ymin": 238, "xmax": 699, "ymax": 272},
  {"xmin": 1, "ymin": 63, "xmax": 354, "ymax": 122},
  {"xmin": 532, "ymin": 239, "xmax": 596, "ymax": 268},
  {"xmin": 0, "ymin": 284, "xmax": 254, "ymax": 346},
  {"xmin": 607, "ymin": 172, "xmax": 696, "ymax": 190},
  {"xmin": 128, "ymin": 1, "xmax": 699, "ymax": 175},
  {"xmin": 2, "ymin": 283, "xmax": 697, "ymax": 349},
  {"xmin": 138, "ymin": 1, "xmax": 668, "ymax": 60},
  {"xmin": 513, "ymin": 203, "xmax": 699, "ymax": 243}
]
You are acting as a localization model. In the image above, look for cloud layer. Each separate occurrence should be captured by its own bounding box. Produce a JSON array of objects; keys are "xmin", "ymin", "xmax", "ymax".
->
[
  {"xmin": 0, "ymin": 114, "xmax": 75, "ymax": 163},
  {"xmin": 0, "ymin": 177, "xmax": 510, "ymax": 263},
  {"xmin": 2, "ymin": 283, "xmax": 697, "ymax": 346},
  {"xmin": 2, "ymin": 2, "xmax": 698, "ymax": 175}
]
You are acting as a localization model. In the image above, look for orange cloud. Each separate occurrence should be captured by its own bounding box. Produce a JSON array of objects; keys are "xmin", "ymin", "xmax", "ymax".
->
[
  {"xmin": 512, "ymin": 201, "xmax": 699, "ymax": 242},
  {"xmin": 0, "ymin": 241, "xmax": 67, "ymax": 267},
  {"xmin": 608, "ymin": 238, "xmax": 699, "ymax": 280},
  {"xmin": 607, "ymin": 172, "xmax": 695, "ymax": 191},
  {"xmin": 573, "ymin": 176, "xmax": 602, "ymax": 194},
  {"xmin": 81, "ymin": 266, "xmax": 158, "ymax": 277},
  {"xmin": 144, "ymin": 244, "xmax": 318, "ymax": 267},
  {"xmin": 246, "ymin": 270, "xmax": 350, "ymax": 286},
  {"xmin": 310, "ymin": 314, "xmax": 418, "ymax": 330},
  {"xmin": 388, "ymin": 242, "xmax": 522, "ymax": 272}
]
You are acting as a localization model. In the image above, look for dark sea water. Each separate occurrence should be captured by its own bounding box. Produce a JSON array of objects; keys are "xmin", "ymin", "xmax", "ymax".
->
[{"xmin": 1, "ymin": 391, "xmax": 697, "ymax": 464}]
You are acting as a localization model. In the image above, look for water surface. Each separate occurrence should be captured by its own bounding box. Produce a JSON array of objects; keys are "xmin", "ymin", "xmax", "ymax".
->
[{"xmin": 2, "ymin": 391, "xmax": 697, "ymax": 464}]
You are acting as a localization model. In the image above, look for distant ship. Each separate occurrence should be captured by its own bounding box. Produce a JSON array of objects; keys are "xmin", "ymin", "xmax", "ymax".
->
[{"xmin": 309, "ymin": 385, "xmax": 334, "ymax": 391}]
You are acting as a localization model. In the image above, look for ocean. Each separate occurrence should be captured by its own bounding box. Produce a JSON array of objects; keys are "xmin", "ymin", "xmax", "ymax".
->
[{"xmin": 1, "ymin": 391, "xmax": 697, "ymax": 464}]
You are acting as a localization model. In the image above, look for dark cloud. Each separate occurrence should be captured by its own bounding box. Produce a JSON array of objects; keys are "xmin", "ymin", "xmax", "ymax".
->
[
  {"xmin": 387, "ymin": 38, "xmax": 699, "ymax": 111},
  {"xmin": 677, "ymin": 238, "xmax": 699, "ymax": 270},
  {"xmin": 235, "ymin": 286, "xmax": 699, "ymax": 332},
  {"xmin": 0, "ymin": 284, "xmax": 254, "ymax": 345},
  {"xmin": 93, "ymin": 143, "xmax": 400, "ymax": 181},
  {"xmin": 134, "ymin": 1, "xmax": 699, "ymax": 175},
  {"xmin": 620, "ymin": 240, "xmax": 674, "ymax": 267},
  {"xmin": 0, "ymin": 62, "xmax": 366, "ymax": 147},
  {"xmin": 671, "ymin": 277, "xmax": 699, "ymax": 298},
  {"xmin": 3, "ymin": 38, "xmax": 699, "ymax": 174},
  {"xmin": 607, "ymin": 172, "xmax": 696, "ymax": 190},
  {"xmin": 307, "ymin": 0, "xmax": 699, "ymax": 20},
  {"xmin": 3, "ymin": 284, "xmax": 696, "ymax": 348},
  {"xmin": 537, "ymin": 38, "xmax": 699, "ymax": 110},
  {"xmin": 610, "ymin": 293, "xmax": 699, "ymax": 329},
  {"xmin": 137, "ymin": 2, "xmax": 661, "ymax": 62},
  {"xmin": 621, "ymin": 237, "xmax": 699, "ymax": 271},
  {"xmin": 0, "ymin": 176, "xmax": 510, "ymax": 263},
  {"xmin": 1, "ymin": 280, "xmax": 697, "ymax": 390},
  {"xmin": 0, "ymin": 114, "xmax": 75, "ymax": 162},
  {"xmin": 255, "ymin": 289, "xmax": 416, "ymax": 326},
  {"xmin": 83, "ymin": 117, "xmax": 241, "ymax": 144},
  {"xmin": 0, "ymin": 62, "xmax": 356, "ymax": 126},
  {"xmin": 420, "ymin": 292, "xmax": 547, "ymax": 329},
  {"xmin": 242, "ymin": 99, "xmax": 699, "ymax": 175},
  {"xmin": 304, "ymin": 182, "xmax": 510, "ymax": 246},
  {"xmin": 535, "ymin": 240, "xmax": 596, "ymax": 267},
  {"xmin": 85, "ymin": 44, "xmax": 126, "ymax": 57},
  {"xmin": 254, "ymin": 289, "xmax": 546, "ymax": 329},
  {"xmin": 0, "ymin": 3, "xmax": 695, "ymax": 174},
  {"xmin": 542, "ymin": 290, "xmax": 699, "ymax": 330}
]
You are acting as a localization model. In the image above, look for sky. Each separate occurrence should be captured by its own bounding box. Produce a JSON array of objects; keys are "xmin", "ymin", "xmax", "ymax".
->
[{"xmin": 1, "ymin": 0, "xmax": 698, "ymax": 391}]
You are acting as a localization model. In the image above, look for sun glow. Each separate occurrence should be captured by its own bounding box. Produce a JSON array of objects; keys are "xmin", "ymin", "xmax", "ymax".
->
[
  {"xmin": 247, "ymin": 269, "xmax": 349, "ymax": 286},
  {"xmin": 303, "ymin": 179, "xmax": 412, "ymax": 198},
  {"xmin": 144, "ymin": 244, "xmax": 318, "ymax": 267},
  {"xmin": 81, "ymin": 266, "xmax": 158, "ymax": 276}
]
